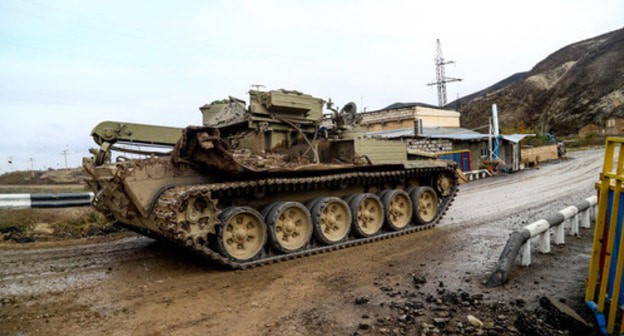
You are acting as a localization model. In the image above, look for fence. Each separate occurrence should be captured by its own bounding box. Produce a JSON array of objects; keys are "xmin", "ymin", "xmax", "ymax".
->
[
  {"xmin": 486, "ymin": 196, "xmax": 597, "ymax": 288},
  {"xmin": 0, "ymin": 192, "xmax": 94, "ymax": 209}
]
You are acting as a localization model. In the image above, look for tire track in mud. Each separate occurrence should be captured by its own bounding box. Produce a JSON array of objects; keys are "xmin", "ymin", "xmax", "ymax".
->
[{"xmin": 0, "ymin": 236, "xmax": 155, "ymax": 296}]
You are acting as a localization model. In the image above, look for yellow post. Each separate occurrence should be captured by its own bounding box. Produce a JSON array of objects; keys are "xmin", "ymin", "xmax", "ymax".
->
[
  {"xmin": 608, "ymin": 223, "xmax": 624, "ymax": 333},
  {"xmin": 586, "ymin": 138, "xmax": 624, "ymax": 334},
  {"xmin": 608, "ymin": 144, "xmax": 624, "ymax": 332},
  {"xmin": 586, "ymin": 139, "xmax": 616, "ymax": 303},
  {"xmin": 598, "ymin": 144, "xmax": 624, "ymax": 314}
]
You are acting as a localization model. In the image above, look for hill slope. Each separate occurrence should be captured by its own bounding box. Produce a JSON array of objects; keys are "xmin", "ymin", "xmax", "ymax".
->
[
  {"xmin": 457, "ymin": 28, "xmax": 624, "ymax": 134},
  {"xmin": 0, "ymin": 168, "xmax": 83, "ymax": 185}
]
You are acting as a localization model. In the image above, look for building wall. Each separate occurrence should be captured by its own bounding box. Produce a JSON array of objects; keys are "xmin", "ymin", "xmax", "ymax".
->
[
  {"xmin": 361, "ymin": 106, "xmax": 459, "ymax": 131},
  {"xmin": 606, "ymin": 118, "xmax": 624, "ymax": 136},
  {"xmin": 449, "ymin": 140, "xmax": 521, "ymax": 172},
  {"xmin": 414, "ymin": 107, "xmax": 460, "ymax": 128},
  {"xmin": 500, "ymin": 142, "xmax": 519, "ymax": 170},
  {"xmin": 408, "ymin": 138, "xmax": 521, "ymax": 172},
  {"xmin": 366, "ymin": 119, "xmax": 413, "ymax": 131},
  {"xmin": 578, "ymin": 123, "xmax": 601, "ymax": 137},
  {"xmin": 361, "ymin": 109, "xmax": 413, "ymax": 131},
  {"xmin": 406, "ymin": 138, "xmax": 453, "ymax": 153},
  {"xmin": 451, "ymin": 141, "xmax": 485, "ymax": 171},
  {"xmin": 521, "ymin": 145, "xmax": 559, "ymax": 164}
]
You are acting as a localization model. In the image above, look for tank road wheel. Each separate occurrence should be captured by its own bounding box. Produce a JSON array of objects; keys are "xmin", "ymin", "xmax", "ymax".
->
[
  {"xmin": 380, "ymin": 189, "xmax": 413, "ymax": 231},
  {"xmin": 348, "ymin": 193, "xmax": 384, "ymax": 237},
  {"xmin": 435, "ymin": 173, "xmax": 454, "ymax": 197},
  {"xmin": 261, "ymin": 202, "xmax": 280, "ymax": 219},
  {"xmin": 266, "ymin": 202, "xmax": 313, "ymax": 253},
  {"xmin": 310, "ymin": 197, "xmax": 352, "ymax": 245},
  {"xmin": 410, "ymin": 186, "xmax": 439, "ymax": 225},
  {"xmin": 216, "ymin": 207, "xmax": 267, "ymax": 261}
]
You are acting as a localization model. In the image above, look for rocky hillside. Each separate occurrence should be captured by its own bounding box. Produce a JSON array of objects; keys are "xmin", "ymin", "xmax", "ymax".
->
[{"xmin": 452, "ymin": 28, "xmax": 624, "ymax": 135}]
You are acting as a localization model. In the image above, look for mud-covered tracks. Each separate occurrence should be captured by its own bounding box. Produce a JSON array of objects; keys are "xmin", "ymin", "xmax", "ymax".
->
[{"xmin": 152, "ymin": 166, "xmax": 458, "ymax": 269}]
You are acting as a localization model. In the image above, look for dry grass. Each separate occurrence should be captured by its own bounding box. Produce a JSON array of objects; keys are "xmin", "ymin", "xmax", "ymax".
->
[
  {"xmin": 0, "ymin": 184, "xmax": 87, "ymax": 194},
  {"xmin": 0, "ymin": 168, "xmax": 83, "ymax": 185},
  {"xmin": 0, "ymin": 207, "xmax": 121, "ymax": 243},
  {"xmin": 0, "ymin": 169, "xmax": 120, "ymax": 242}
]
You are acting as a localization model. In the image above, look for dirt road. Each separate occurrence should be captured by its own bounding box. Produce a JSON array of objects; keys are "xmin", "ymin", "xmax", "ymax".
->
[{"xmin": 0, "ymin": 149, "xmax": 603, "ymax": 335}]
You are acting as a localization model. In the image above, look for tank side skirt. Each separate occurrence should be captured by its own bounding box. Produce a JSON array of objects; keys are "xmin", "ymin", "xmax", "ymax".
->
[{"xmin": 151, "ymin": 166, "xmax": 458, "ymax": 269}]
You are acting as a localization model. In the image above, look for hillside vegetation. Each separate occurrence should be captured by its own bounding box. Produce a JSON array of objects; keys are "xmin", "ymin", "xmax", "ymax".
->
[
  {"xmin": 454, "ymin": 28, "xmax": 624, "ymax": 135},
  {"xmin": 0, "ymin": 168, "xmax": 84, "ymax": 185}
]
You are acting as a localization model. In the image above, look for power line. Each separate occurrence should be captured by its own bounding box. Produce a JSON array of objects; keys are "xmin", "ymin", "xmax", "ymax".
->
[{"xmin": 427, "ymin": 39, "xmax": 462, "ymax": 107}]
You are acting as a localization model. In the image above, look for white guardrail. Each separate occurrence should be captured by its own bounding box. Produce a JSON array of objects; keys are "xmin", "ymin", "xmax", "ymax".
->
[
  {"xmin": 519, "ymin": 196, "xmax": 597, "ymax": 264},
  {"xmin": 0, "ymin": 192, "xmax": 94, "ymax": 209},
  {"xmin": 465, "ymin": 169, "xmax": 492, "ymax": 181},
  {"xmin": 487, "ymin": 195, "xmax": 598, "ymax": 287}
]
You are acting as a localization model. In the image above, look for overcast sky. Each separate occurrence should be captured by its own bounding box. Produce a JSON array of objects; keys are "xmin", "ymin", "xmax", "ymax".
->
[{"xmin": 0, "ymin": 0, "xmax": 622, "ymax": 172}]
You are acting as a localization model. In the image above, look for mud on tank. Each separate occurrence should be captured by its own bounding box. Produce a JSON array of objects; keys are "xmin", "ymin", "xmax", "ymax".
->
[{"xmin": 83, "ymin": 89, "xmax": 459, "ymax": 268}]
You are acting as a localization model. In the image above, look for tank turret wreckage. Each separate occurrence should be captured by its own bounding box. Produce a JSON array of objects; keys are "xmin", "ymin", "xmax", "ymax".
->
[{"xmin": 83, "ymin": 89, "xmax": 459, "ymax": 268}]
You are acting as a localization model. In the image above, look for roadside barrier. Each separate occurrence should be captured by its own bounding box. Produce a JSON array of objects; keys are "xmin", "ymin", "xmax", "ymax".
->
[
  {"xmin": 465, "ymin": 169, "xmax": 491, "ymax": 181},
  {"xmin": 486, "ymin": 196, "xmax": 597, "ymax": 288},
  {"xmin": 0, "ymin": 192, "xmax": 94, "ymax": 209},
  {"xmin": 586, "ymin": 137, "xmax": 624, "ymax": 335}
]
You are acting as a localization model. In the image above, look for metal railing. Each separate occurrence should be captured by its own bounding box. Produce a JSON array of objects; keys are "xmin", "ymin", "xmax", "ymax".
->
[
  {"xmin": 465, "ymin": 169, "xmax": 491, "ymax": 181},
  {"xmin": 0, "ymin": 192, "xmax": 94, "ymax": 209},
  {"xmin": 486, "ymin": 196, "xmax": 597, "ymax": 288}
]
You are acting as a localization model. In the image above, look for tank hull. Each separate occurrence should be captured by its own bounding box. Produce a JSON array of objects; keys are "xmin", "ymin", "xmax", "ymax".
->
[{"xmin": 84, "ymin": 156, "xmax": 458, "ymax": 268}]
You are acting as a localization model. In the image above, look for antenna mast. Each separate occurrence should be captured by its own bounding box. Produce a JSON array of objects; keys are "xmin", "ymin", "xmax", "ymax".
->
[{"xmin": 427, "ymin": 39, "xmax": 462, "ymax": 107}]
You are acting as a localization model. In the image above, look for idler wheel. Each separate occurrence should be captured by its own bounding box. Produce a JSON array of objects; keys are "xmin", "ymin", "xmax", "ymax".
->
[
  {"xmin": 435, "ymin": 173, "xmax": 453, "ymax": 197},
  {"xmin": 348, "ymin": 193, "xmax": 384, "ymax": 237},
  {"xmin": 216, "ymin": 207, "xmax": 267, "ymax": 261},
  {"xmin": 265, "ymin": 202, "xmax": 313, "ymax": 253},
  {"xmin": 410, "ymin": 186, "xmax": 438, "ymax": 225},
  {"xmin": 309, "ymin": 197, "xmax": 352, "ymax": 245},
  {"xmin": 380, "ymin": 189, "xmax": 413, "ymax": 231}
]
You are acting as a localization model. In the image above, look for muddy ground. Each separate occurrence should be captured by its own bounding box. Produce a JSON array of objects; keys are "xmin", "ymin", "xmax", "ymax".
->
[{"xmin": 0, "ymin": 149, "xmax": 603, "ymax": 335}]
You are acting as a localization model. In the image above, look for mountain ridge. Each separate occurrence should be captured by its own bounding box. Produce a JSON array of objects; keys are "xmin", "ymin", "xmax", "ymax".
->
[{"xmin": 456, "ymin": 28, "xmax": 624, "ymax": 135}]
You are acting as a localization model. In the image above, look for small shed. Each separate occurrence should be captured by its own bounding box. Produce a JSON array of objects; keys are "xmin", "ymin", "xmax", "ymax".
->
[
  {"xmin": 606, "ymin": 118, "xmax": 624, "ymax": 136},
  {"xmin": 367, "ymin": 127, "xmax": 531, "ymax": 172}
]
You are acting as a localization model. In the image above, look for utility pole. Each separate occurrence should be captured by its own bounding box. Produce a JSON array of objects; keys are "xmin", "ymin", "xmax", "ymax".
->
[
  {"xmin": 490, "ymin": 104, "xmax": 501, "ymax": 160},
  {"xmin": 61, "ymin": 148, "xmax": 69, "ymax": 169},
  {"xmin": 28, "ymin": 157, "xmax": 35, "ymax": 178},
  {"xmin": 427, "ymin": 39, "xmax": 462, "ymax": 107}
]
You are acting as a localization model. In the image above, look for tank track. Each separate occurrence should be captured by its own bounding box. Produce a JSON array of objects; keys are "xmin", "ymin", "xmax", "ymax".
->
[{"xmin": 151, "ymin": 166, "xmax": 458, "ymax": 269}]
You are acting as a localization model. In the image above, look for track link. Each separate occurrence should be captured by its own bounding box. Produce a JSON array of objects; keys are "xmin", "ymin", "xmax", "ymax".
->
[{"xmin": 151, "ymin": 166, "xmax": 458, "ymax": 269}]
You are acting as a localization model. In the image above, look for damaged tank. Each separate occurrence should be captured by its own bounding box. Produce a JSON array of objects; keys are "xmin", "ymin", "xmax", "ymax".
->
[{"xmin": 83, "ymin": 89, "xmax": 459, "ymax": 268}]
